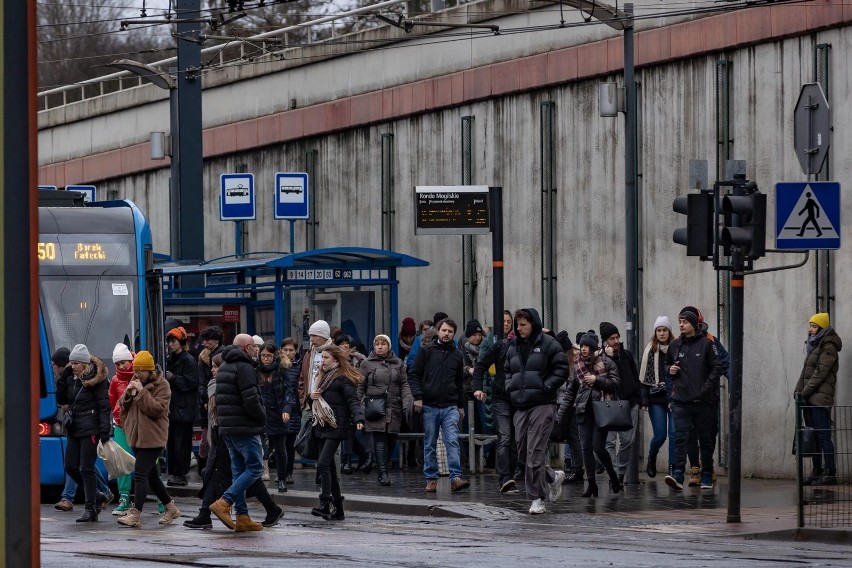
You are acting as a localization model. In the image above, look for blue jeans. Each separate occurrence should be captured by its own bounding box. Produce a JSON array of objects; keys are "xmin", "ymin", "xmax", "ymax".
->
[
  {"xmin": 803, "ymin": 406, "xmax": 835, "ymax": 471},
  {"xmin": 223, "ymin": 434, "xmax": 264, "ymax": 515},
  {"xmin": 647, "ymin": 402, "xmax": 676, "ymax": 466},
  {"xmin": 60, "ymin": 467, "xmax": 111, "ymax": 502},
  {"xmin": 422, "ymin": 405, "xmax": 462, "ymax": 481}
]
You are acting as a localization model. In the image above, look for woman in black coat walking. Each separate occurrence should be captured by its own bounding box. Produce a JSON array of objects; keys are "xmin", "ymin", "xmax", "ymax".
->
[
  {"xmin": 279, "ymin": 338, "xmax": 302, "ymax": 485},
  {"xmin": 55, "ymin": 344, "xmax": 111, "ymax": 522},
  {"xmin": 309, "ymin": 345, "xmax": 365, "ymax": 520},
  {"xmin": 257, "ymin": 342, "xmax": 293, "ymax": 492}
]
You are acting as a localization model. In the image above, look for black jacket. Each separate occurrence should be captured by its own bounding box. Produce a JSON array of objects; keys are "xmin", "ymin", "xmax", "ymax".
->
[
  {"xmin": 55, "ymin": 356, "xmax": 111, "ymax": 438},
  {"xmin": 665, "ymin": 333, "xmax": 722, "ymax": 404},
  {"xmin": 560, "ymin": 353, "xmax": 619, "ymax": 420},
  {"xmin": 197, "ymin": 344, "xmax": 225, "ymax": 427},
  {"xmin": 408, "ymin": 337, "xmax": 465, "ymax": 408},
  {"xmin": 257, "ymin": 359, "xmax": 290, "ymax": 437},
  {"xmin": 215, "ymin": 346, "xmax": 266, "ymax": 436},
  {"xmin": 167, "ymin": 349, "xmax": 198, "ymax": 423},
  {"xmin": 317, "ymin": 373, "xmax": 365, "ymax": 440},
  {"xmin": 472, "ymin": 339, "xmax": 511, "ymax": 400},
  {"xmin": 504, "ymin": 308, "xmax": 569, "ymax": 410},
  {"xmin": 608, "ymin": 346, "xmax": 641, "ymax": 406}
]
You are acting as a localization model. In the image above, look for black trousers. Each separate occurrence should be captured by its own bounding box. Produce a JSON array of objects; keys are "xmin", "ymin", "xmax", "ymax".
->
[
  {"xmin": 317, "ymin": 438, "xmax": 342, "ymax": 498},
  {"xmin": 133, "ymin": 447, "xmax": 173, "ymax": 511},
  {"xmin": 65, "ymin": 435, "xmax": 98, "ymax": 510},
  {"xmin": 578, "ymin": 410, "xmax": 617, "ymax": 484},
  {"xmin": 268, "ymin": 434, "xmax": 288, "ymax": 481},
  {"xmin": 671, "ymin": 402, "xmax": 716, "ymax": 474},
  {"xmin": 167, "ymin": 420, "xmax": 194, "ymax": 476}
]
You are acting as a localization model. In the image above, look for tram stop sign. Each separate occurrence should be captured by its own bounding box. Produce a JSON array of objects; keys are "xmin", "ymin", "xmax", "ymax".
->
[{"xmin": 794, "ymin": 83, "xmax": 831, "ymax": 175}]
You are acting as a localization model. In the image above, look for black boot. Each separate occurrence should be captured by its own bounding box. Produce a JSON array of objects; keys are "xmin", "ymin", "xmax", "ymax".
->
[
  {"xmin": 311, "ymin": 496, "xmax": 332, "ymax": 520},
  {"xmin": 75, "ymin": 506, "xmax": 98, "ymax": 522},
  {"xmin": 184, "ymin": 510, "xmax": 213, "ymax": 529},
  {"xmin": 581, "ymin": 481, "xmax": 599, "ymax": 498},
  {"xmin": 340, "ymin": 454, "xmax": 353, "ymax": 475},
  {"xmin": 277, "ymin": 480, "xmax": 287, "ymax": 493},
  {"xmin": 804, "ymin": 468, "xmax": 824, "ymax": 486},
  {"xmin": 610, "ymin": 473, "xmax": 623, "ymax": 494},
  {"xmin": 816, "ymin": 469, "xmax": 837, "ymax": 485},
  {"xmin": 330, "ymin": 496, "xmax": 345, "ymax": 520},
  {"xmin": 358, "ymin": 452, "xmax": 374, "ymax": 475},
  {"xmin": 566, "ymin": 467, "xmax": 585, "ymax": 484},
  {"xmin": 375, "ymin": 440, "xmax": 390, "ymax": 486},
  {"xmin": 646, "ymin": 456, "xmax": 657, "ymax": 478}
]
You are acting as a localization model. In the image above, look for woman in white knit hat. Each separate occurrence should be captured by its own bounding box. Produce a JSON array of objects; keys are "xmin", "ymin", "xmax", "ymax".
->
[
  {"xmin": 638, "ymin": 316, "xmax": 674, "ymax": 478},
  {"xmin": 108, "ymin": 343, "xmax": 136, "ymax": 515}
]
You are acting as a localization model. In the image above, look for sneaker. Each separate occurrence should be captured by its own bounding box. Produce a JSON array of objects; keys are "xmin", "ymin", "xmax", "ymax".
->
[
  {"xmin": 450, "ymin": 478, "xmax": 470, "ymax": 492},
  {"xmin": 687, "ymin": 466, "xmax": 700, "ymax": 487},
  {"xmin": 183, "ymin": 514, "xmax": 213, "ymax": 529},
  {"xmin": 424, "ymin": 480, "xmax": 438, "ymax": 493},
  {"xmin": 665, "ymin": 471, "xmax": 684, "ymax": 491},
  {"xmin": 547, "ymin": 470, "xmax": 565, "ymax": 502},
  {"xmin": 54, "ymin": 499, "xmax": 73, "ymax": 512},
  {"xmin": 700, "ymin": 471, "xmax": 713, "ymax": 490},
  {"xmin": 112, "ymin": 495, "xmax": 131, "ymax": 516},
  {"xmin": 157, "ymin": 501, "xmax": 166, "ymax": 514},
  {"xmin": 528, "ymin": 498, "xmax": 546, "ymax": 515},
  {"xmin": 285, "ymin": 475, "xmax": 295, "ymax": 485},
  {"xmin": 261, "ymin": 504, "xmax": 284, "ymax": 528},
  {"xmin": 500, "ymin": 479, "xmax": 516, "ymax": 494}
]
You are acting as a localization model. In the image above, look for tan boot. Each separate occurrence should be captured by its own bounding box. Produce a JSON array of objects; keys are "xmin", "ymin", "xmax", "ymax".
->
[
  {"xmin": 117, "ymin": 508, "xmax": 141, "ymax": 528},
  {"xmin": 209, "ymin": 498, "xmax": 235, "ymax": 530},
  {"xmin": 159, "ymin": 500, "xmax": 181, "ymax": 524},
  {"xmin": 687, "ymin": 466, "xmax": 701, "ymax": 487},
  {"xmin": 234, "ymin": 514, "xmax": 263, "ymax": 532}
]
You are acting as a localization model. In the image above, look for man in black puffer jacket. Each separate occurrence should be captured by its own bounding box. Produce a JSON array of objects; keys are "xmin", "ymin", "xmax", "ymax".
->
[
  {"xmin": 504, "ymin": 308, "xmax": 568, "ymax": 515},
  {"xmin": 165, "ymin": 326, "xmax": 198, "ymax": 487},
  {"xmin": 210, "ymin": 335, "xmax": 267, "ymax": 532}
]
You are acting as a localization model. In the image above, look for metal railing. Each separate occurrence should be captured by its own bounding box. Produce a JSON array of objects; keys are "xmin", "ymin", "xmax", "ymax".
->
[{"xmin": 795, "ymin": 399, "xmax": 851, "ymax": 528}]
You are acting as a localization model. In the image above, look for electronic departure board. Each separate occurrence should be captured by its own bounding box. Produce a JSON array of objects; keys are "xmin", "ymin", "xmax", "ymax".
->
[{"xmin": 415, "ymin": 185, "xmax": 491, "ymax": 235}]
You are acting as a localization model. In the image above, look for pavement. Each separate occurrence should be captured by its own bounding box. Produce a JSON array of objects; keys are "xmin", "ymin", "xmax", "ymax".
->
[{"xmin": 162, "ymin": 464, "xmax": 851, "ymax": 543}]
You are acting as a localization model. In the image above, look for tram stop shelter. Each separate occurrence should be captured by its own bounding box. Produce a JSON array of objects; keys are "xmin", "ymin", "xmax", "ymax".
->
[{"xmin": 157, "ymin": 247, "xmax": 429, "ymax": 352}]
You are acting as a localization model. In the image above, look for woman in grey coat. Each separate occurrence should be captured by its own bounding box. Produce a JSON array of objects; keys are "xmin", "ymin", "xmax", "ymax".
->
[{"xmin": 357, "ymin": 334, "xmax": 413, "ymax": 486}]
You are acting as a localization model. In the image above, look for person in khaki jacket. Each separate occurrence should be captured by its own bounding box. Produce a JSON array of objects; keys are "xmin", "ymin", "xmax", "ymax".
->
[{"xmin": 117, "ymin": 351, "xmax": 181, "ymax": 528}]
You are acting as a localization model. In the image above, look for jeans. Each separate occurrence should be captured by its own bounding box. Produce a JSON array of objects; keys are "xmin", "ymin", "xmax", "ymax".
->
[
  {"xmin": 422, "ymin": 406, "xmax": 462, "ymax": 481},
  {"xmin": 647, "ymin": 403, "xmax": 676, "ymax": 466},
  {"xmin": 514, "ymin": 404, "xmax": 555, "ymax": 500},
  {"xmin": 61, "ymin": 464, "xmax": 110, "ymax": 503},
  {"xmin": 133, "ymin": 447, "xmax": 173, "ymax": 511},
  {"xmin": 606, "ymin": 404, "xmax": 639, "ymax": 476},
  {"xmin": 223, "ymin": 434, "xmax": 264, "ymax": 515},
  {"xmin": 803, "ymin": 406, "xmax": 836, "ymax": 471},
  {"xmin": 317, "ymin": 437, "xmax": 343, "ymax": 498},
  {"xmin": 671, "ymin": 402, "xmax": 715, "ymax": 474},
  {"xmin": 64, "ymin": 435, "xmax": 99, "ymax": 510},
  {"xmin": 491, "ymin": 397, "xmax": 517, "ymax": 485}
]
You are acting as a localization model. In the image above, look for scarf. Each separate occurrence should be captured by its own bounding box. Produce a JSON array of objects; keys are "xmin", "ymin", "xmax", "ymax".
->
[
  {"xmin": 463, "ymin": 339, "xmax": 480, "ymax": 362},
  {"xmin": 308, "ymin": 338, "xmax": 333, "ymax": 393},
  {"xmin": 638, "ymin": 342, "xmax": 668, "ymax": 386},
  {"xmin": 574, "ymin": 354, "xmax": 606, "ymax": 383},
  {"xmin": 257, "ymin": 357, "xmax": 280, "ymax": 384},
  {"xmin": 399, "ymin": 335, "xmax": 413, "ymax": 353},
  {"xmin": 806, "ymin": 326, "xmax": 831, "ymax": 354},
  {"xmin": 310, "ymin": 362, "xmax": 340, "ymax": 428}
]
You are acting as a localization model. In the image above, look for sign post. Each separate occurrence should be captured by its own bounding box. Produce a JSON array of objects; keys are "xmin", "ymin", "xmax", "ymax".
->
[
  {"xmin": 219, "ymin": 174, "xmax": 256, "ymax": 221},
  {"xmin": 794, "ymin": 83, "xmax": 831, "ymax": 176},
  {"xmin": 275, "ymin": 172, "xmax": 309, "ymax": 253}
]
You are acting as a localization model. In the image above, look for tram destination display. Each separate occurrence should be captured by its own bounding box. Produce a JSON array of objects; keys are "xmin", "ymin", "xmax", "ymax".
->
[{"xmin": 415, "ymin": 185, "xmax": 491, "ymax": 235}]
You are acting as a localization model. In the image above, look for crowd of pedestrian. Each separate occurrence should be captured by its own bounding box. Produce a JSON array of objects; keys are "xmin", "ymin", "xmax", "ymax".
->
[{"xmin": 49, "ymin": 304, "xmax": 841, "ymax": 525}]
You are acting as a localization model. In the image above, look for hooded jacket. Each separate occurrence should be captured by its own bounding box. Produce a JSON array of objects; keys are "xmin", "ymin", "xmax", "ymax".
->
[
  {"xmin": 795, "ymin": 327, "xmax": 842, "ymax": 407},
  {"xmin": 664, "ymin": 331, "xmax": 723, "ymax": 404},
  {"xmin": 215, "ymin": 345, "xmax": 266, "ymax": 436},
  {"xmin": 166, "ymin": 349, "xmax": 198, "ymax": 423},
  {"xmin": 119, "ymin": 367, "xmax": 170, "ymax": 449},
  {"xmin": 504, "ymin": 308, "xmax": 569, "ymax": 410},
  {"xmin": 408, "ymin": 334, "xmax": 465, "ymax": 409},
  {"xmin": 55, "ymin": 356, "xmax": 111, "ymax": 438}
]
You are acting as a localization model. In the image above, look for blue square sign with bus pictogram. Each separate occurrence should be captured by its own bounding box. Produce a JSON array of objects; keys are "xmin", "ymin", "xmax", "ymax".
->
[{"xmin": 775, "ymin": 182, "xmax": 840, "ymax": 250}]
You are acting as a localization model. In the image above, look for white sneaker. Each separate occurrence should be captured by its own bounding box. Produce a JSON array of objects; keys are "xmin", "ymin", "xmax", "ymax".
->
[
  {"xmin": 547, "ymin": 470, "xmax": 565, "ymax": 502},
  {"xmin": 529, "ymin": 498, "xmax": 546, "ymax": 515}
]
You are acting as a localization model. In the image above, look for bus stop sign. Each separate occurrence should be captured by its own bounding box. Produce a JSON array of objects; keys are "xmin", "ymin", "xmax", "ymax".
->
[{"xmin": 794, "ymin": 83, "xmax": 831, "ymax": 175}]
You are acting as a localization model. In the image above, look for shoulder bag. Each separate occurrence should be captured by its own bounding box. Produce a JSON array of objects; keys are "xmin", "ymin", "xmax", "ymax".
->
[
  {"xmin": 295, "ymin": 419, "xmax": 319, "ymax": 460},
  {"xmin": 592, "ymin": 394, "xmax": 633, "ymax": 432}
]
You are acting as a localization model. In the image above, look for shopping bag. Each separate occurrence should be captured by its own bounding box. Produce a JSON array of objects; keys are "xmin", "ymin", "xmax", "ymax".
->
[{"xmin": 96, "ymin": 439, "xmax": 136, "ymax": 479}]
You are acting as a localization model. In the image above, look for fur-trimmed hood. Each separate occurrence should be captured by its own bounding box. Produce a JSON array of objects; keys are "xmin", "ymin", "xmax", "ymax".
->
[{"xmin": 77, "ymin": 355, "xmax": 108, "ymax": 388}]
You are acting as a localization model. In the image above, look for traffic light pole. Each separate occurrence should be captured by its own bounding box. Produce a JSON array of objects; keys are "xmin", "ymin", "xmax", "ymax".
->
[{"xmin": 726, "ymin": 179, "xmax": 745, "ymax": 523}]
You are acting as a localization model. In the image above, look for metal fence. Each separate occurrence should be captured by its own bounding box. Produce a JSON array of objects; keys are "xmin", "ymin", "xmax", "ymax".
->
[{"xmin": 795, "ymin": 400, "xmax": 851, "ymax": 528}]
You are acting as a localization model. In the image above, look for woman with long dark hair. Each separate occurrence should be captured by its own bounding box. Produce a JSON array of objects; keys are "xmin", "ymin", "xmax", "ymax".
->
[
  {"xmin": 638, "ymin": 316, "xmax": 675, "ymax": 478},
  {"xmin": 279, "ymin": 337, "xmax": 302, "ymax": 485},
  {"xmin": 257, "ymin": 341, "xmax": 293, "ymax": 492},
  {"xmin": 309, "ymin": 345, "xmax": 365, "ymax": 520}
]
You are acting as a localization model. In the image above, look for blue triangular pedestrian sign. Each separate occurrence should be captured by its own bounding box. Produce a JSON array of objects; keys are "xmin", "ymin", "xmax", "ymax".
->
[{"xmin": 776, "ymin": 182, "xmax": 840, "ymax": 250}]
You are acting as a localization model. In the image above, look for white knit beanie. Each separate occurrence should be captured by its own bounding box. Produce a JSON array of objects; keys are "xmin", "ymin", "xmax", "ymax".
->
[
  {"xmin": 252, "ymin": 335, "xmax": 265, "ymax": 347},
  {"xmin": 653, "ymin": 316, "xmax": 672, "ymax": 333},
  {"xmin": 69, "ymin": 344, "xmax": 91, "ymax": 364},
  {"xmin": 308, "ymin": 320, "xmax": 331, "ymax": 340},
  {"xmin": 373, "ymin": 334, "xmax": 392, "ymax": 346},
  {"xmin": 112, "ymin": 343, "xmax": 133, "ymax": 363}
]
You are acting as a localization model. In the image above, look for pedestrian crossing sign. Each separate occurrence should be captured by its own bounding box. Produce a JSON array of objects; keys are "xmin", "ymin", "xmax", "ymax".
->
[{"xmin": 775, "ymin": 182, "xmax": 840, "ymax": 250}]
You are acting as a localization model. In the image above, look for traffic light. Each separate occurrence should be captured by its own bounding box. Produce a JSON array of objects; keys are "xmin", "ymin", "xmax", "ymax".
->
[
  {"xmin": 721, "ymin": 191, "xmax": 767, "ymax": 260},
  {"xmin": 672, "ymin": 192, "xmax": 714, "ymax": 257}
]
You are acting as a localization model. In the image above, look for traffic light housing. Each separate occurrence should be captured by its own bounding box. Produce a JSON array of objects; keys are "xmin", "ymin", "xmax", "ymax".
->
[
  {"xmin": 721, "ymin": 191, "xmax": 767, "ymax": 260},
  {"xmin": 672, "ymin": 192, "xmax": 714, "ymax": 257}
]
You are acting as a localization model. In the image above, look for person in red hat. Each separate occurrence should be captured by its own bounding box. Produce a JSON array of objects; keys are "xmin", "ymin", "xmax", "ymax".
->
[{"xmin": 164, "ymin": 326, "xmax": 198, "ymax": 487}]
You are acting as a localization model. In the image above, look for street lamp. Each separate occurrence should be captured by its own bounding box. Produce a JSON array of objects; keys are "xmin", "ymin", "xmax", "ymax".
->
[{"xmin": 106, "ymin": 59, "xmax": 181, "ymax": 261}]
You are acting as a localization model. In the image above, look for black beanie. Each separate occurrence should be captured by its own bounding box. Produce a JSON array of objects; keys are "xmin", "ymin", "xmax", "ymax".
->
[
  {"xmin": 556, "ymin": 330, "xmax": 572, "ymax": 352},
  {"xmin": 579, "ymin": 331, "xmax": 599, "ymax": 350},
  {"xmin": 464, "ymin": 319, "xmax": 484, "ymax": 338},
  {"xmin": 51, "ymin": 347, "xmax": 71, "ymax": 367},
  {"xmin": 599, "ymin": 321, "xmax": 619, "ymax": 341},
  {"xmin": 575, "ymin": 331, "xmax": 585, "ymax": 346},
  {"xmin": 679, "ymin": 307, "xmax": 700, "ymax": 329},
  {"xmin": 432, "ymin": 312, "xmax": 448, "ymax": 327}
]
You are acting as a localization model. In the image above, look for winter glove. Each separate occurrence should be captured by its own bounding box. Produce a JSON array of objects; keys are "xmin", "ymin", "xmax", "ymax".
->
[{"xmin": 100, "ymin": 433, "xmax": 111, "ymax": 444}]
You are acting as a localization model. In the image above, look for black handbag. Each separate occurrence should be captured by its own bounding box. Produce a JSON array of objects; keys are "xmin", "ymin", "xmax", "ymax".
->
[
  {"xmin": 364, "ymin": 392, "xmax": 387, "ymax": 421},
  {"xmin": 295, "ymin": 421, "xmax": 319, "ymax": 460},
  {"xmin": 592, "ymin": 396, "xmax": 633, "ymax": 432},
  {"xmin": 792, "ymin": 427, "xmax": 817, "ymax": 456}
]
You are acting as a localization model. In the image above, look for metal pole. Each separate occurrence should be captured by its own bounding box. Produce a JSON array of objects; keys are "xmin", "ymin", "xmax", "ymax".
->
[
  {"xmin": 727, "ymin": 177, "xmax": 745, "ymax": 523},
  {"xmin": 289, "ymin": 220, "xmax": 295, "ymax": 254},
  {"xmin": 169, "ymin": 86, "xmax": 180, "ymax": 259},
  {"xmin": 235, "ymin": 221, "xmax": 243, "ymax": 256},
  {"xmin": 623, "ymin": 3, "xmax": 640, "ymax": 486},
  {"xmin": 490, "ymin": 187, "xmax": 504, "ymax": 341},
  {"xmin": 795, "ymin": 396, "xmax": 805, "ymax": 528}
]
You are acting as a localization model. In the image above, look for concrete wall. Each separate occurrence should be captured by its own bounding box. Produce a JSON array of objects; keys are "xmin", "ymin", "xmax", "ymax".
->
[{"xmin": 38, "ymin": 1, "xmax": 852, "ymax": 478}]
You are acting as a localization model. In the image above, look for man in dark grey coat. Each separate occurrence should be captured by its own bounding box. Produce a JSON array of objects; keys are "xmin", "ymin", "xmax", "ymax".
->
[{"xmin": 210, "ymin": 334, "xmax": 267, "ymax": 532}]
